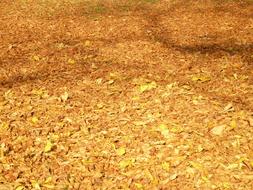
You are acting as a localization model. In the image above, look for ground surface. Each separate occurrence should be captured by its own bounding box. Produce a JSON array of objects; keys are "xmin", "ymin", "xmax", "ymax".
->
[{"xmin": 0, "ymin": 0, "xmax": 253, "ymax": 189}]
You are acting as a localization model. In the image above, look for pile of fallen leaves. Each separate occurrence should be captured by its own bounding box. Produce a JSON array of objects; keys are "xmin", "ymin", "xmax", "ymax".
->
[{"xmin": 0, "ymin": 0, "xmax": 253, "ymax": 189}]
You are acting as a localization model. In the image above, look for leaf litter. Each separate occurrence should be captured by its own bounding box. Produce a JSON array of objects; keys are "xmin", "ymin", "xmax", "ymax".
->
[{"xmin": 0, "ymin": 0, "xmax": 253, "ymax": 189}]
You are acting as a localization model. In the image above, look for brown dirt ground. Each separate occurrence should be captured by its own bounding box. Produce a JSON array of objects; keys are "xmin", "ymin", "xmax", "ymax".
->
[{"xmin": 0, "ymin": 0, "xmax": 253, "ymax": 189}]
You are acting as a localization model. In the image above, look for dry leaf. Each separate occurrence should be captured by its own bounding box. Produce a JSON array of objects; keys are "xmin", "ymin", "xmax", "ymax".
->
[
  {"xmin": 83, "ymin": 40, "xmax": 91, "ymax": 47},
  {"xmin": 210, "ymin": 125, "xmax": 226, "ymax": 136},
  {"xmin": 169, "ymin": 173, "xmax": 178, "ymax": 180},
  {"xmin": 139, "ymin": 81, "xmax": 157, "ymax": 93},
  {"xmin": 119, "ymin": 159, "xmax": 135, "ymax": 169},
  {"xmin": 224, "ymin": 103, "xmax": 234, "ymax": 112},
  {"xmin": 161, "ymin": 162, "xmax": 170, "ymax": 172},
  {"xmin": 189, "ymin": 161, "xmax": 204, "ymax": 171},
  {"xmin": 32, "ymin": 55, "xmax": 40, "ymax": 61},
  {"xmin": 230, "ymin": 120, "xmax": 237, "ymax": 130},
  {"xmin": 31, "ymin": 116, "xmax": 39, "ymax": 124},
  {"xmin": 0, "ymin": 122, "xmax": 9, "ymax": 133},
  {"xmin": 68, "ymin": 58, "xmax": 75, "ymax": 64},
  {"xmin": 61, "ymin": 92, "xmax": 69, "ymax": 102},
  {"xmin": 116, "ymin": 147, "xmax": 126, "ymax": 156},
  {"xmin": 31, "ymin": 180, "xmax": 41, "ymax": 190},
  {"xmin": 158, "ymin": 124, "xmax": 171, "ymax": 138},
  {"xmin": 135, "ymin": 183, "xmax": 144, "ymax": 189},
  {"xmin": 44, "ymin": 140, "xmax": 53, "ymax": 153},
  {"xmin": 15, "ymin": 186, "xmax": 25, "ymax": 190}
]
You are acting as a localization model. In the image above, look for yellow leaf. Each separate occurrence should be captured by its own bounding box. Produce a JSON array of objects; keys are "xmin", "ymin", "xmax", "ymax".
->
[
  {"xmin": 135, "ymin": 183, "xmax": 144, "ymax": 189},
  {"xmin": 189, "ymin": 161, "xmax": 203, "ymax": 171},
  {"xmin": 56, "ymin": 43, "xmax": 65, "ymax": 49},
  {"xmin": 226, "ymin": 163, "xmax": 238, "ymax": 170},
  {"xmin": 170, "ymin": 126, "xmax": 183, "ymax": 133},
  {"xmin": 119, "ymin": 159, "xmax": 135, "ymax": 169},
  {"xmin": 158, "ymin": 124, "xmax": 170, "ymax": 138},
  {"xmin": 44, "ymin": 176, "xmax": 52, "ymax": 184},
  {"xmin": 60, "ymin": 92, "xmax": 69, "ymax": 102},
  {"xmin": 210, "ymin": 125, "xmax": 226, "ymax": 136},
  {"xmin": 32, "ymin": 89, "xmax": 48, "ymax": 98},
  {"xmin": 44, "ymin": 140, "xmax": 53, "ymax": 153},
  {"xmin": 161, "ymin": 162, "xmax": 170, "ymax": 172},
  {"xmin": 139, "ymin": 81, "xmax": 157, "ymax": 93},
  {"xmin": 83, "ymin": 40, "xmax": 91, "ymax": 47},
  {"xmin": 201, "ymin": 176, "xmax": 210, "ymax": 183},
  {"xmin": 116, "ymin": 147, "xmax": 126, "ymax": 156},
  {"xmin": 31, "ymin": 180, "xmax": 41, "ymax": 190},
  {"xmin": 68, "ymin": 59, "xmax": 75, "ymax": 64},
  {"xmin": 222, "ymin": 182, "xmax": 231, "ymax": 189},
  {"xmin": 33, "ymin": 55, "xmax": 40, "ymax": 61},
  {"xmin": 31, "ymin": 116, "xmax": 39, "ymax": 124},
  {"xmin": 0, "ymin": 122, "xmax": 9, "ymax": 133},
  {"xmin": 230, "ymin": 120, "xmax": 237, "ymax": 130},
  {"xmin": 132, "ymin": 96, "xmax": 140, "ymax": 101},
  {"xmin": 250, "ymin": 161, "xmax": 253, "ymax": 168},
  {"xmin": 108, "ymin": 79, "xmax": 114, "ymax": 85},
  {"xmin": 15, "ymin": 186, "xmax": 25, "ymax": 190}
]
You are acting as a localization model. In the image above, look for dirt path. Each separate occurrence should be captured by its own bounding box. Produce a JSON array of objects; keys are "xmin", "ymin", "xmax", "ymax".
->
[{"xmin": 0, "ymin": 0, "xmax": 253, "ymax": 189}]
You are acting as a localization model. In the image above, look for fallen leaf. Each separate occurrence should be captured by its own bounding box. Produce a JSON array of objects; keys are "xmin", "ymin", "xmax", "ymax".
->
[
  {"xmin": 135, "ymin": 183, "xmax": 144, "ymax": 189},
  {"xmin": 224, "ymin": 103, "xmax": 234, "ymax": 112},
  {"xmin": 61, "ymin": 92, "xmax": 69, "ymax": 102},
  {"xmin": 44, "ymin": 140, "xmax": 53, "ymax": 153},
  {"xmin": 32, "ymin": 55, "xmax": 40, "ymax": 61},
  {"xmin": 68, "ymin": 58, "xmax": 75, "ymax": 64},
  {"xmin": 31, "ymin": 116, "xmax": 39, "ymax": 124},
  {"xmin": 56, "ymin": 43, "xmax": 65, "ymax": 49},
  {"xmin": 189, "ymin": 161, "xmax": 204, "ymax": 171},
  {"xmin": 31, "ymin": 180, "xmax": 41, "ymax": 190},
  {"xmin": 161, "ymin": 162, "xmax": 170, "ymax": 172},
  {"xmin": 83, "ymin": 40, "xmax": 91, "ymax": 47},
  {"xmin": 15, "ymin": 186, "xmax": 25, "ymax": 190},
  {"xmin": 139, "ymin": 81, "xmax": 157, "ymax": 93},
  {"xmin": 0, "ymin": 122, "xmax": 9, "ymax": 133},
  {"xmin": 108, "ymin": 79, "xmax": 114, "ymax": 85},
  {"xmin": 230, "ymin": 120, "xmax": 237, "ymax": 130},
  {"xmin": 210, "ymin": 125, "xmax": 226, "ymax": 136},
  {"xmin": 119, "ymin": 159, "xmax": 135, "ymax": 169},
  {"xmin": 169, "ymin": 173, "xmax": 178, "ymax": 180},
  {"xmin": 158, "ymin": 124, "xmax": 171, "ymax": 138},
  {"xmin": 116, "ymin": 147, "xmax": 126, "ymax": 156},
  {"xmin": 44, "ymin": 176, "xmax": 52, "ymax": 184}
]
